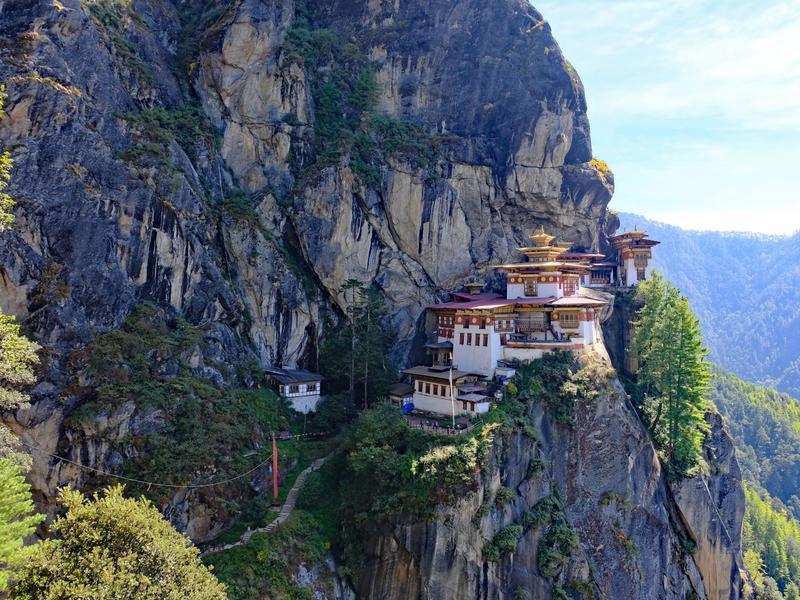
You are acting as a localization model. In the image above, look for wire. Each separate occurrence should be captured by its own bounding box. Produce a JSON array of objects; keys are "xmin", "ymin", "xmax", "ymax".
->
[
  {"xmin": 21, "ymin": 429, "xmax": 333, "ymax": 490},
  {"xmin": 23, "ymin": 441, "xmax": 275, "ymax": 489}
]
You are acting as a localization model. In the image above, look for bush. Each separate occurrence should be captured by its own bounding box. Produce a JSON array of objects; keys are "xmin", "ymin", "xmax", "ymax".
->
[
  {"xmin": 495, "ymin": 486, "xmax": 516, "ymax": 506},
  {"xmin": 485, "ymin": 524, "xmax": 524, "ymax": 561},
  {"xmin": 9, "ymin": 486, "xmax": 226, "ymax": 599},
  {"xmin": 537, "ymin": 521, "xmax": 578, "ymax": 580}
]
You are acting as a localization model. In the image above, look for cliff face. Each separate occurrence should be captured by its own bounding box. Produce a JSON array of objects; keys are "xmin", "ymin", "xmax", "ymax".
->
[
  {"xmin": 0, "ymin": 2, "xmax": 751, "ymax": 596},
  {"xmin": 354, "ymin": 353, "xmax": 748, "ymax": 600},
  {"xmin": 0, "ymin": 0, "xmax": 612, "ymax": 536}
]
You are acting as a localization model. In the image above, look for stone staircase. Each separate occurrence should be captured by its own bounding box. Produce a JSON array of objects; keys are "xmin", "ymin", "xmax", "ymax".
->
[{"xmin": 202, "ymin": 454, "xmax": 330, "ymax": 557}]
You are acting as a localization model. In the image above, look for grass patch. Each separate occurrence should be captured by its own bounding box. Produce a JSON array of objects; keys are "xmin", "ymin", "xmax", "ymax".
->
[{"xmin": 205, "ymin": 511, "xmax": 328, "ymax": 600}]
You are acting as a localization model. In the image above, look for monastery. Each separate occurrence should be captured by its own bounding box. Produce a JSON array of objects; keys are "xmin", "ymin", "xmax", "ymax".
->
[{"xmin": 400, "ymin": 226, "xmax": 659, "ymax": 417}]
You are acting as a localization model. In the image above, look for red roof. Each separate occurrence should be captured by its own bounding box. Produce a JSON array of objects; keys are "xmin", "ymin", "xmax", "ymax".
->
[
  {"xmin": 428, "ymin": 296, "xmax": 557, "ymax": 310},
  {"xmin": 549, "ymin": 297, "xmax": 607, "ymax": 307},
  {"xmin": 450, "ymin": 292, "xmax": 504, "ymax": 302},
  {"xmin": 559, "ymin": 252, "xmax": 606, "ymax": 260}
]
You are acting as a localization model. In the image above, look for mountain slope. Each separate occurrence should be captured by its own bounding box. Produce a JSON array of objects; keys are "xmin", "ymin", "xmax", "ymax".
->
[
  {"xmin": 709, "ymin": 368, "xmax": 800, "ymax": 517},
  {"xmin": 618, "ymin": 212, "xmax": 800, "ymax": 397},
  {"xmin": 0, "ymin": 0, "xmax": 610, "ymax": 539}
]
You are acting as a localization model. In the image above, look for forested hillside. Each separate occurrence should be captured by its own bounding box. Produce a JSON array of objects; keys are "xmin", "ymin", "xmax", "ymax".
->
[
  {"xmin": 709, "ymin": 368, "xmax": 800, "ymax": 598},
  {"xmin": 618, "ymin": 213, "xmax": 800, "ymax": 397}
]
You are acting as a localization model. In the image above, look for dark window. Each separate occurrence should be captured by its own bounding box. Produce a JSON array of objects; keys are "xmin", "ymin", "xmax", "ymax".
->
[
  {"xmin": 483, "ymin": 334, "xmax": 488, "ymax": 346},
  {"xmin": 467, "ymin": 333, "xmax": 472, "ymax": 346},
  {"xmin": 425, "ymin": 382, "xmax": 431, "ymax": 394},
  {"xmin": 289, "ymin": 384, "xmax": 300, "ymax": 393},
  {"xmin": 459, "ymin": 332, "xmax": 465, "ymax": 345},
  {"xmin": 417, "ymin": 380, "xmax": 424, "ymax": 392}
]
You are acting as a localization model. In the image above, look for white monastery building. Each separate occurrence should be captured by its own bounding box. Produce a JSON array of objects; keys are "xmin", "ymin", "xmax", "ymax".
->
[
  {"xmin": 400, "ymin": 226, "xmax": 660, "ymax": 416},
  {"xmin": 265, "ymin": 367, "xmax": 324, "ymax": 414}
]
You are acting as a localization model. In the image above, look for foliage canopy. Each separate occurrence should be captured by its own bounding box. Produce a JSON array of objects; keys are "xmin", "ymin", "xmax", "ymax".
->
[
  {"xmin": 9, "ymin": 485, "xmax": 226, "ymax": 599},
  {"xmin": 0, "ymin": 459, "xmax": 44, "ymax": 592},
  {"xmin": 632, "ymin": 272, "xmax": 712, "ymax": 479}
]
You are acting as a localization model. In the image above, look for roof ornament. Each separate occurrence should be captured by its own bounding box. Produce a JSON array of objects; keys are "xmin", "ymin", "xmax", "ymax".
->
[{"xmin": 530, "ymin": 225, "xmax": 556, "ymax": 247}]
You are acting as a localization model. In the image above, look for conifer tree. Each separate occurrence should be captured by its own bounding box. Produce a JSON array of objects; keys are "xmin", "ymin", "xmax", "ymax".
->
[
  {"xmin": 9, "ymin": 485, "xmax": 226, "ymax": 599},
  {"xmin": 0, "ymin": 310, "xmax": 40, "ymax": 469},
  {"xmin": 0, "ymin": 85, "xmax": 15, "ymax": 231},
  {"xmin": 633, "ymin": 272, "xmax": 712, "ymax": 479},
  {"xmin": 0, "ymin": 459, "xmax": 44, "ymax": 592},
  {"xmin": 320, "ymin": 280, "xmax": 395, "ymax": 409}
]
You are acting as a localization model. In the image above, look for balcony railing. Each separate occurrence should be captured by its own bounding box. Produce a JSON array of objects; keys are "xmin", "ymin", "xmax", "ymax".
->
[{"xmin": 515, "ymin": 324, "xmax": 549, "ymax": 333}]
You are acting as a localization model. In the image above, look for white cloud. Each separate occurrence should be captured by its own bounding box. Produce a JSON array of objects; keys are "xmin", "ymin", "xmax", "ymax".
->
[{"xmin": 536, "ymin": 0, "xmax": 800, "ymax": 131}]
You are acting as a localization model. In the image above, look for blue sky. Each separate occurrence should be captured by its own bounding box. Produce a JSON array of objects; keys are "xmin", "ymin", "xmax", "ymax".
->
[{"xmin": 534, "ymin": 0, "xmax": 800, "ymax": 235}]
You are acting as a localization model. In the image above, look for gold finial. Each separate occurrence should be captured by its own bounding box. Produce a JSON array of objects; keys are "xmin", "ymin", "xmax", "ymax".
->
[{"xmin": 530, "ymin": 226, "xmax": 556, "ymax": 247}]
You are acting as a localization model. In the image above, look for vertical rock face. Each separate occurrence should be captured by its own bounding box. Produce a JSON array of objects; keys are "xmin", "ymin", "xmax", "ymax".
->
[
  {"xmin": 355, "ymin": 354, "xmax": 748, "ymax": 600},
  {"xmin": 673, "ymin": 412, "xmax": 747, "ymax": 600},
  {"xmin": 2, "ymin": 0, "xmax": 605, "ymax": 539}
]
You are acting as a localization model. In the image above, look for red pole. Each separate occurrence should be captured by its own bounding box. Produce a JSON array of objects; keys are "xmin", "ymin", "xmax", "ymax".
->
[{"xmin": 272, "ymin": 433, "xmax": 279, "ymax": 503}]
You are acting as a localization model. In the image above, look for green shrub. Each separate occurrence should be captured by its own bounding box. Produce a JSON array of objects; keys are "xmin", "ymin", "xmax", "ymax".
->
[
  {"xmin": 537, "ymin": 521, "xmax": 578, "ymax": 580},
  {"xmin": 523, "ymin": 493, "xmax": 564, "ymax": 530},
  {"xmin": 495, "ymin": 486, "xmax": 516, "ymax": 506},
  {"xmin": 495, "ymin": 525, "xmax": 524, "ymax": 553},
  {"xmin": 527, "ymin": 458, "xmax": 546, "ymax": 478}
]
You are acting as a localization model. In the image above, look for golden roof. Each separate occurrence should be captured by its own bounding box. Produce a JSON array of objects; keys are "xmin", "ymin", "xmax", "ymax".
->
[{"xmin": 530, "ymin": 225, "xmax": 556, "ymax": 247}]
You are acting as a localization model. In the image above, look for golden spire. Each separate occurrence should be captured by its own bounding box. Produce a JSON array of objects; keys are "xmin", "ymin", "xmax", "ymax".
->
[{"xmin": 530, "ymin": 225, "xmax": 556, "ymax": 247}]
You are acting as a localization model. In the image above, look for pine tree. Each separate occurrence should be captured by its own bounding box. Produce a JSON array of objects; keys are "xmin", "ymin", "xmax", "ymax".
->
[
  {"xmin": 632, "ymin": 272, "xmax": 712, "ymax": 479},
  {"xmin": 0, "ymin": 459, "xmax": 44, "ymax": 592},
  {"xmin": 0, "ymin": 85, "xmax": 15, "ymax": 231},
  {"xmin": 321, "ymin": 280, "xmax": 396, "ymax": 409},
  {"xmin": 0, "ymin": 309, "xmax": 40, "ymax": 469},
  {"xmin": 9, "ymin": 485, "xmax": 226, "ymax": 599}
]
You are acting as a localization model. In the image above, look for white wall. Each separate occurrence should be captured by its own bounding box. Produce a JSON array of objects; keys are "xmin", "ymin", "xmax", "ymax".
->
[
  {"xmin": 625, "ymin": 258, "xmax": 638, "ymax": 286},
  {"xmin": 410, "ymin": 391, "xmax": 490, "ymax": 415},
  {"xmin": 502, "ymin": 346, "xmax": 546, "ymax": 362},
  {"xmin": 452, "ymin": 325, "xmax": 502, "ymax": 377},
  {"xmin": 289, "ymin": 393, "xmax": 321, "ymax": 414},
  {"xmin": 411, "ymin": 392, "xmax": 457, "ymax": 415},
  {"xmin": 537, "ymin": 281, "xmax": 561, "ymax": 298},
  {"xmin": 507, "ymin": 282, "xmax": 525, "ymax": 299}
]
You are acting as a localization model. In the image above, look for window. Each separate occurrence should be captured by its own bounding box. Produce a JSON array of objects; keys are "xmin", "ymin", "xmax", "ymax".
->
[
  {"xmin": 483, "ymin": 334, "xmax": 488, "ymax": 346},
  {"xmin": 442, "ymin": 385, "xmax": 449, "ymax": 397},
  {"xmin": 470, "ymin": 403, "xmax": 475, "ymax": 412},
  {"xmin": 563, "ymin": 279, "xmax": 577, "ymax": 297},
  {"xmin": 637, "ymin": 268, "xmax": 646, "ymax": 281},
  {"xmin": 524, "ymin": 279, "xmax": 537, "ymax": 296},
  {"xmin": 432, "ymin": 384, "xmax": 439, "ymax": 396},
  {"xmin": 417, "ymin": 380, "xmax": 424, "ymax": 392},
  {"xmin": 462, "ymin": 401, "xmax": 467, "ymax": 410},
  {"xmin": 467, "ymin": 333, "xmax": 472, "ymax": 346},
  {"xmin": 559, "ymin": 312, "xmax": 580, "ymax": 329},
  {"xmin": 459, "ymin": 332, "xmax": 465, "ymax": 345},
  {"xmin": 289, "ymin": 384, "xmax": 300, "ymax": 393},
  {"xmin": 425, "ymin": 382, "xmax": 431, "ymax": 394},
  {"xmin": 307, "ymin": 383, "xmax": 317, "ymax": 392}
]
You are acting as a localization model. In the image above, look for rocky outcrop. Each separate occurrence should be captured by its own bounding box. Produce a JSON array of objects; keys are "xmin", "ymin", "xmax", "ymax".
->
[
  {"xmin": 355, "ymin": 354, "xmax": 746, "ymax": 600},
  {"xmin": 0, "ymin": 0, "xmax": 613, "ymax": 535},
  {"xmin": 673, "ymin": 412, "xmax": 747, "ymax": 600}
]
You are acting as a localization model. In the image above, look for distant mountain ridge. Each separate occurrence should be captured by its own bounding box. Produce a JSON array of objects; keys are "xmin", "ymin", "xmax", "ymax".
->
[{"xmin": 618, "ymin": 212, "xmax": 800, "ymax": 397}]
